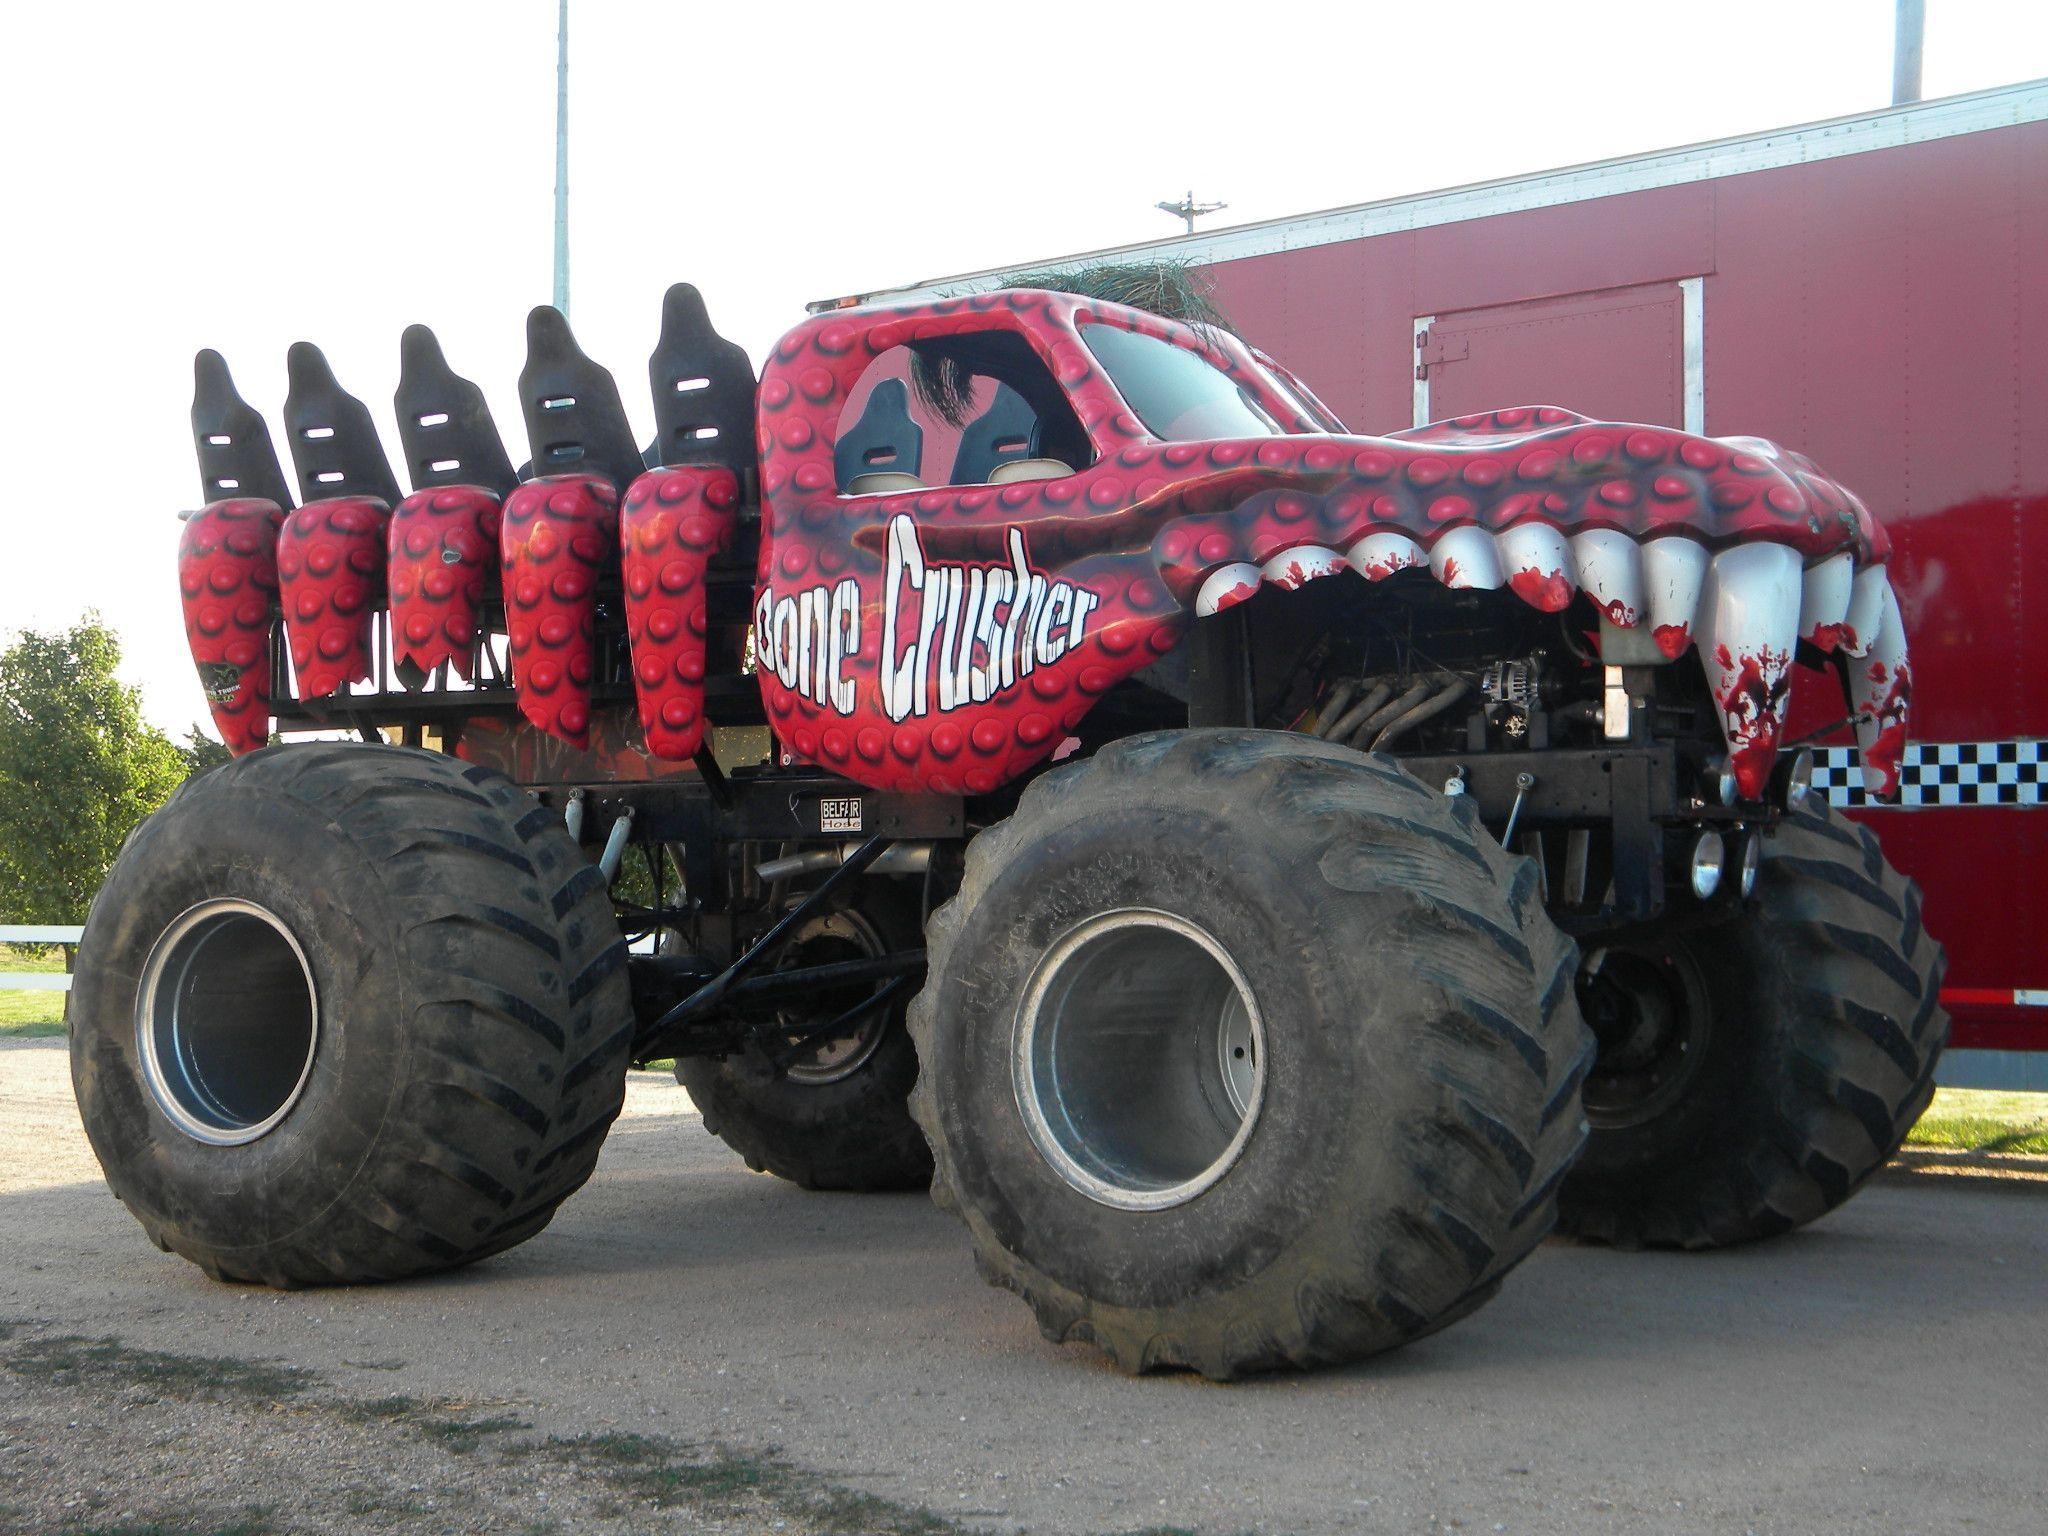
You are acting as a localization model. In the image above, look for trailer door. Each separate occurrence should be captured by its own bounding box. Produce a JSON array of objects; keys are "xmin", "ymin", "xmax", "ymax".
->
[{"xmin": 1416, "ymin": 281, "xmax": 1689, "ymax": 430}]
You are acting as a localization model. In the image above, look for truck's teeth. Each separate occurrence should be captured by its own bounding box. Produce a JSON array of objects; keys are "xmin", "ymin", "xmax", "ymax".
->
[
  {"xmin": 1569, "ymin": 529, "xmax": 1643, "ymax": 627},
  {"xmin": 1261, "ymin": 544, "xmax": 1345, "ymax": 590},
  {"xmin": 1497, "ymin": 524, "xmax": 1576, "ymax": 612},
  {"xmin": 1345, "ymin": 531, "xmax": 1425, "ymax": 581},
  {"xmin": 1641, "ymin": 536, "xmax": 1709, "ymax": 659},
  {"xmin": 1847, "ymin": 573, "xmax": 1910, "ymax": 795},
  {"xmin": 1840, "ymin": 564, "xmax": 1888, "ymax": 657},
  {"xmin": 1798, "ymin": 551, "xmax": 1855, "ymax": 652},
  {"xmin": 1695, "ymin": 542, "xmax": 1803, "ymax": 799},
  {"xmin": 1195, "ymin": 561, "xmax": 1263, "ymax": 617},
  {"xmin": 1430, "ymin": 526, "xmax": 1503, "ymax": 590}
]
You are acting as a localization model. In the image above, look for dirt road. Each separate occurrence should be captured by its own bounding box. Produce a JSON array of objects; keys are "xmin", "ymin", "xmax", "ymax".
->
[{"xmin": 3, "ymin": 1033, "xmax": 2044, "ymax": 1535}]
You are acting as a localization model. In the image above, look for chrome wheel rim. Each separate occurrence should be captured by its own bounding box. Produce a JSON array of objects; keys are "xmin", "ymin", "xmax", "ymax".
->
[
  {"xmin": 777, "ymin": 908, "xmax": 891, "ymax": 1084},
  {"xmin": 136, "ymin": 899, "xmax": 320, "ymax": 1146},
  {"xmin": 1013, "ymin": 909, "xmax": 1265, "ymax": 1211}
]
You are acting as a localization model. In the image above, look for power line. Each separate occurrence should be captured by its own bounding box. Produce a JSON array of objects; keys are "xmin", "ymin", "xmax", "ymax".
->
[{"xmin": 1155, "ymin": 190, "xmax": 1227, "ymax": 236}]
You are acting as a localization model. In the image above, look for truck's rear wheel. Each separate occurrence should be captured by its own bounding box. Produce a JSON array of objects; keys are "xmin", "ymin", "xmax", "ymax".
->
[
  {"xmin": 677, "ymin": 885, "xmax": 932, "ymax": 1191},
  {"xmin": 909, "ymin": 729, "xmax": 1590, "ymax": 1378},
  {"xmin": 69, "ymin": 743, "xmax": 633, "ymax": 1286},
  {"xmin": 1558, "ymin": 798, "xmax": 1947, "ymax": 1248}
]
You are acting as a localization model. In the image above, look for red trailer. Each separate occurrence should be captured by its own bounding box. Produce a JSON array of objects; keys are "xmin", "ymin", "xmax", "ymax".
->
[{"xmin": 840, "ymin": 78, "xmax": 2048, "ymax": 1083}]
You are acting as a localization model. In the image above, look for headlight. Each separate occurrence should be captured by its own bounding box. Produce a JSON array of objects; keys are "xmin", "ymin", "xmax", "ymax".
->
[
  {"xmin": 1703, "ymin": 757, "xmax": 1738, "ymax": 807},
  {"xmin": 1690, "ymin": 831, "xmax": 1726, "ymax": 900},
  {"xmin": 1739, "ymin": 834, "xmax": 1762, "ymax": 898},
  {"xmin": 1779, "ymin": 747, "xmax": 1815, "ymax": 810}
]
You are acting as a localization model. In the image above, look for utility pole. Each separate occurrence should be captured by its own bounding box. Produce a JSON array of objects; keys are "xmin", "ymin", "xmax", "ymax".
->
[
  {"xmin": 1892, "ymin": 0, "xmax": 1924, "ymax": 106},
  {"xmin": 1154, "ymin": 189, "xmax": 1226, "ymax": 236},
  {"xmin": 553, "ymin": 0, "xmax": 571, "ymax": 316}
]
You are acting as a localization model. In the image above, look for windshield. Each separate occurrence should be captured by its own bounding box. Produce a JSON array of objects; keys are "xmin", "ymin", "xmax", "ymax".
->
[{"xmin": 1080, "ymin": 323, "xmax": 1282, "ymax": 441}]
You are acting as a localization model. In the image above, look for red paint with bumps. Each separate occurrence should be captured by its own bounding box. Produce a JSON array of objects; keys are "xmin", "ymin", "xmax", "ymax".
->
[
  {"xmin": 277, "ymin": 496, "xmax": 391, "ymax": 698},
  {"xmin": 499, "ymin": 474, "xmax": 619, "ymax": 748},
  {"xmin": 178, "ymin": 498, "xmax": 284, "ymax": 754},
  {"xmin": 745, "ymin": 291, "xmax": 1900, "ymax": 798}
]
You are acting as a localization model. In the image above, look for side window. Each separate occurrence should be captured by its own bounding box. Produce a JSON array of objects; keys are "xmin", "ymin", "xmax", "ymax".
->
[{"xmin": 834, "ymin": 333, "xmax": 1091, "ymax": 494}]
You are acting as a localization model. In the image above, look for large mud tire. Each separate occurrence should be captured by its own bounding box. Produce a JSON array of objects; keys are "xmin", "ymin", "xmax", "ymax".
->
[
  {"xmin": 1559, "ymin": 798, "xmax": 1947, "ymax": 1249},
  {"xmin": 908, "ymin": 729, "xmax": 1590, "ymax": 1378},
  {"xmin": 70, "ymin": 743, "xmax": 633, "ymax": 1286},
  {"xmin": 677, "ymin": 884, "xmax": 932, "ymax": 1192}
]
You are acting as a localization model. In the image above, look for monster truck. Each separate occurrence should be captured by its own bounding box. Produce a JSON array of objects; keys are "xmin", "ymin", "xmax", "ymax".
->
[{"xmin": 68, "ymin": 277, "xmax": 1943, "ymax": 1376}]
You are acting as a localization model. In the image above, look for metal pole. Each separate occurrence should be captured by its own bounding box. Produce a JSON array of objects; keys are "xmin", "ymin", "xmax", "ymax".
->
[
  {"xmin": 1892, "ymin": 0, "xmax": 1924, "ymax": 106},
  {"xmin": 552, "ymin": 0, "xmax": 570, "ymax": 316}
]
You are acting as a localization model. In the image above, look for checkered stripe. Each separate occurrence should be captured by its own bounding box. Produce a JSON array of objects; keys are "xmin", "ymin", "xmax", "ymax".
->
[{"xmin": 1811, "ymin": 740, "xmax": 2047, "ymax": 808}]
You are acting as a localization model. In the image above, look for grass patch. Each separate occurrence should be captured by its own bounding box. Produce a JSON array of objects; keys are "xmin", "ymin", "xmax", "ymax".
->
[
  {"xmin": 419, "ymin": 1411, "xmax": 530, "ymax": 1454},
  {"xmin": 339, "ymin": 1392, "xmax": 428, "ymax": 1420},
  {"xmin": 2, "ymin": 943, "xmax": 70, "ymax": 1034},
  {"xmin": 546, "ymin": 1431, "xmax": 785, "ymax": 1506},
  {"xmin": 14, "ymin": 1330, "xmax": 967, "ymax": 1536},
  {"xmin": 803, "ymin": 1485, "xmax": 965, "ymax": 1536},
  {"xmin": 0, "ymin": 989, "xmax": 65, "ymax": 1035},
  {"xmin": 527, "ymin": 1431, "xmax": 967, "ymax": 1534},
  {"xmin": 61, "ymin": 1521, "xmax": 274, "ymax": 1536},
  {"xmin": 1907, "ymin": 1087, "xmax": 2048, "ymax": 1156},
  {"xmin": 4, "ymin": 1333, "xmax": 311, "ymax": 1403},
  {"xmin": 0, "ymin": 942, "xmax": 66, "ymax": 973},
  {"xmin": 339, "ymin": 1392, "xmax": 528, "ymax": 1453}
]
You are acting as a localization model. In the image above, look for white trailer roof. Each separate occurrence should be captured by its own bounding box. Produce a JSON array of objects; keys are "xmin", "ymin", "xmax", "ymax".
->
[{"xmin": 816, "ymin": 77, "xmax": 2048, "ymax": 312}]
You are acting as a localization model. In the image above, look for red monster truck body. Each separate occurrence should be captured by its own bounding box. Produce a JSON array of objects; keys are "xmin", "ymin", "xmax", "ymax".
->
[
  {"xmin": 76, "ymin": 276, "xmax": 1942, "ymax": 1378},
  {"xmin": 180, "ymin": 289, "xmax": 1908, "ymax": 809},
  {"xmin": 737, "ymin": 291, "xmax": 1907, "ymax": 801}
]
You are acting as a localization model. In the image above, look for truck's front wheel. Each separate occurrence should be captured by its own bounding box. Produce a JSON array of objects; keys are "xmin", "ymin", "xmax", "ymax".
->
[
  {"xmin": 909, "ymin": 730, "xmax": 1590, "ymax": 1378},
  {"xmin": 69, "ymin": 744, "xmax": 633, "ymax": 1286},
  {"xmin": 1558, "ymin": 798, "xmax": 1947, "ymax": 1248}
]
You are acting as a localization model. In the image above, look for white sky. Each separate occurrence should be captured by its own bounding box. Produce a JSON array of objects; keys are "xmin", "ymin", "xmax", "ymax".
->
[{"xmin": 6, "ymin": 0, "xmax": 2045, "ymax": 733}]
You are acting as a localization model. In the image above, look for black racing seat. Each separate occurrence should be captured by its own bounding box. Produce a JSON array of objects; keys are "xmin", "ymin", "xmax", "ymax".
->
[
  {"xmin": 949, "ymin": 383, "xmax": 1042, "ymax": 484},
  {"xmin": 645, "ymin": 283, "xmax": 756, "ymax": 482},
  {"xmin": 394, "ymin": 325, "xmax": 518, "ymax": 497},
  {"xmin": 191, "ymin": 349, "xmax": 295, "ymax": 510},
  {"xmin": 833, "ymin": 378, "xmax": 924, "ymax": 494},
  {"xmin": 516, "ymin": 306, "xmax": 646, "ymax": 493},
  {"xmin": 282, "ymin": 343, "xmax": 403, "ymax": 507}
]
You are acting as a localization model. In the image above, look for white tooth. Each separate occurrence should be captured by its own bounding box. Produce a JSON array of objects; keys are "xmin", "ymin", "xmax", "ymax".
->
[
  {"xmin": 1641, "ymin": 536, "xmax": 1709, "ymax": 659},
  {"xmin": 1841, "ymin": 564, "xmax": 1887, "ymax": 657},
  {"xmin": 1496, "ymin": 524, "xmax": 1577, "ymax": 612},
  {"xmin": 1570, "ymin": 529, "xmax": 1644, "ymax": 627},
  {"xmin": 1798, "ymin": 552, "xmax": 1855, "ymax": 650},
  {"xmin": 1195, "ymin": 562, "xmax": 1263, "ymax": 617},
  {"xmin": 1346, "ymin": 531, "xmax": 1425, "ymax": 581},
  {"xmin": 1430, "ymin": 526, "xmax": 1503, "ymax": 590},
  {"xmin": 1260, "ymin": 544, "xmax": 1344, "ymax": 590},
  {"xmin": 1847, "ymin": 574, "xmax": 1911, "ymax": 796},
  {"xmin": 1695, "ymin": 542, "xmax": 1803, "ymax": 800}
]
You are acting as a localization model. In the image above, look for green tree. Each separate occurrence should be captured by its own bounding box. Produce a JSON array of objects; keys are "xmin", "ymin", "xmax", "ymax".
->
[
  {"xmin": 179, "ymin": 723, "xmax": 234, "ymax": 779},
  {"xmin": 0, "ymin": 616, "xmax": 188, "ymax": 934}
]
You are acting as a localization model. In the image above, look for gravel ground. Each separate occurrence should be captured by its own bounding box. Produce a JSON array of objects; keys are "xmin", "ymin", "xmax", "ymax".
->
[{"xmin": 3, "ymin": 1033, "xmax": 2045, "ymax": 1536}]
